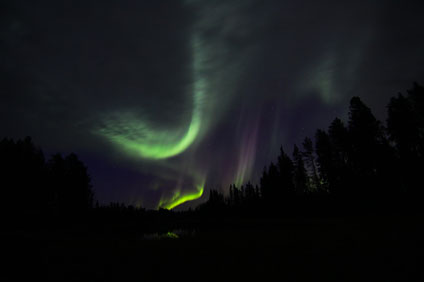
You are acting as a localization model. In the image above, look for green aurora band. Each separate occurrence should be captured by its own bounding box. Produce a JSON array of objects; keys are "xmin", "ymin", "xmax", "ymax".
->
[
  {"xmin": 97, "ymin": 34, "xmax": 207, "ymax": 160},
  {"xmin": 97, "ymin": 111, "xmax": 201, "ymax": 160},
  {"xmin": 95, "ymin": 1, "xmax": 254, "ymax": 209},
  {"xmin": 95, "ymin": 29, "xmax": 208, "ymax": 209},
  {"xmin": 158, "ymin": 183, "xmax": 204, "ymax": 210}
]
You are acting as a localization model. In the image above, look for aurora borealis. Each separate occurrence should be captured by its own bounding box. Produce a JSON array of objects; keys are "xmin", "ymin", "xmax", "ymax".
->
[
  {"xmin": 1, "ymin": 0, "xmax": 424, "ymax": 209},
  {"xmin": 96, "ymin": 34, "xmax": 206, "ymax": 161}
]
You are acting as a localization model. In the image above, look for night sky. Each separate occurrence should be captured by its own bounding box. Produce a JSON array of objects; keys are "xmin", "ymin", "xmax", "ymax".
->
[{"xmin": 1, "ymin": 0, "xmax": 424, "ymax": 209}]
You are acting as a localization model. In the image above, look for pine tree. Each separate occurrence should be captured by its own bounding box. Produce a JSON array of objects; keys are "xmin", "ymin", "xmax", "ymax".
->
[
  {"xmin": 277, "ymin": 146, "xmax": 295, "ymax": 196},
  {"xmin": 315, "ymin": 129, "xmax": 332, "ymax": 193},
  {"xmin": 293, "ymin": 145, "xmax": 308, "ymax": 195},
  {"xmin": 302, "ymin": 137, "xmax": 319, "ymax": 191}
]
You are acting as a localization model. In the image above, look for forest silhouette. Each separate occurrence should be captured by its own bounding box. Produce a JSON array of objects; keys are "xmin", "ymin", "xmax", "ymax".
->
[
  {"xmin": 1, "ymin": 83, "xmax": 424, "ymax": 221},
  {"xmin": 201, "ymin": 82, "xmax": 424, "ymax": 217},
  {"xmin": 0, "ymin": 137, "xmax": 93, "ymax": 215}
]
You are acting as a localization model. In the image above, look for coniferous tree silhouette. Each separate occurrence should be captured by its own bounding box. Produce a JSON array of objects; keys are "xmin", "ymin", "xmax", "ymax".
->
[
  {"xmin": 243, "ymin": 181, "xmax": 257, "ymax": 206},
  {"xmin": 314, "ymin": 129, "xmax": 333, "ymax": 194},
  {"xmin": 0, "ymin": 137, "xmax": 45, "ymax": 212},
  {"xmin": 387, "ymin": 83, "xmax": 424, "ymax": 206},
  {"xmin": 348, "ymin": 97, "xmax": 388, "ymax": 206},
  {"xmin": 277, "ymin": 147, "xmax": 295, "ymax": 197},
  {"xmin": 293, "ymin": 145, "xmax": 308, "ymax": 195},
  {"xmin": 327, "ymin": 118, "xmax": 352, "ymax": 197},
  {"xmin": 260, "ymin": 162, "xmax": 278, "ymax": 205},
  {"xmin": 200, "ymin": 82, "xmax": 424, "ymax": 216},
  {"xmin": 301, "ymin": 137, "xmax": 320, "ymax": 192},
  {"xmin": 0, "ymin": 137, "xmax": 93, "ymax": 217}
]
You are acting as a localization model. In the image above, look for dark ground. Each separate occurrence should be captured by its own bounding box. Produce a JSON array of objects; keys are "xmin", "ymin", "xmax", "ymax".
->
[{"xmin": 5, "ymin": 215, "xmax": 423, "ymax": 282}]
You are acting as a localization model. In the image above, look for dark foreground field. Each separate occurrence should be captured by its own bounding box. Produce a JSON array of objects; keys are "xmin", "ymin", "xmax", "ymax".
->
[{"xmin": 6, "ymin": 215, "xmax": 423, "ymax": 282}]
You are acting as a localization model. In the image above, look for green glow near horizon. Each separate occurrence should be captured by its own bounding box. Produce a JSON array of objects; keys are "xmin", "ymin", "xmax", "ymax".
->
[
  {"xmin": 158, "ymin": 183, "xmax": 204, "ymax": 210},
  {"xmin": 165, "ymin": 232, "xmax": 179, "ymax": 239}
]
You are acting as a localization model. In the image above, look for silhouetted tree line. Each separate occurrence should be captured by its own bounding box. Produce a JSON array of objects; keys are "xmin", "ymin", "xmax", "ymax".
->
[
  {"xmin": 201, "ymin": 83, "xmax": 424, "ymax": 215},
  {"xmin": 2, "ymin": 83, "xmax": 423, "ymax": 225},
  {"xmin": 0, "ymin": 137, "xmax": 94, "ymax": 215}
]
